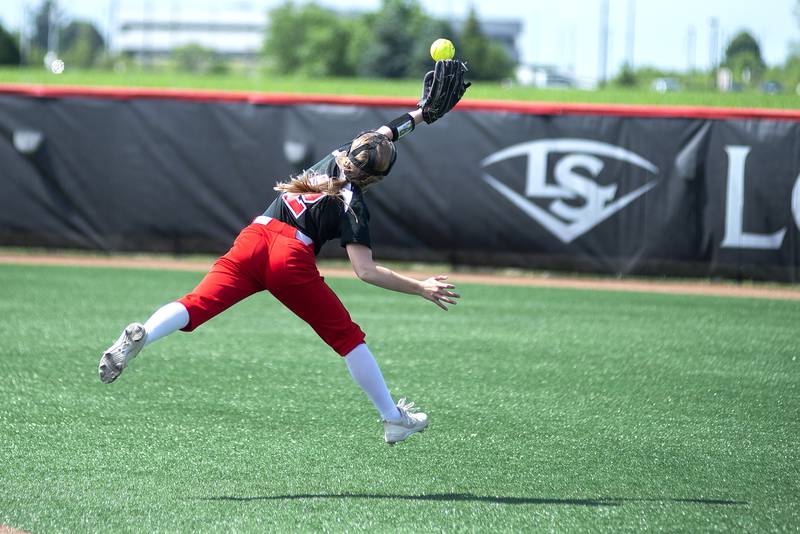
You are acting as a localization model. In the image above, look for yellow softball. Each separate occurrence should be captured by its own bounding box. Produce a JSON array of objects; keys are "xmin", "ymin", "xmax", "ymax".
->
[{"xmin": 430, "ymin": 38, "xmax": 455, "ymax": 61}]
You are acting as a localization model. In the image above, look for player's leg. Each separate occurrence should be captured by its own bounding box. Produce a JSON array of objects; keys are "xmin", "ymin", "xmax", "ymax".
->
[
  {"xmin": 343, "ymin": 342, "xmax": 401, "ymax": 422},
  {"xmin": 267, "ymin": 253, "xmax": 428, "ymax": 443},
  {"xmin": 344, "ymin": 343, "xmax": 428, "ymax": 444},
  {"xmin": 176, "ymin": 254, "xmax": 262, "ymax": 333},
  {"xmin": 143, "ymin": 301, "xmax": 190, "ymax": 347},
  {"xmin": 99, "ymin": 226, "xmax": 266, "ymax": 383},
  {"xmin": 99, "ymin": 301, "xmax": 190, "ymax": 382}
]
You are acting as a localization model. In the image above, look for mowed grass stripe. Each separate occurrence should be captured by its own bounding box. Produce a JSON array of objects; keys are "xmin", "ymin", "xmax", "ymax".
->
[
  {"xmin": 0, "ymin": 264, "xmax": 797, "ymax": 532},
  {"xmin": 2, "ymin": 67, "xmax": 798, "ymax": 109}
]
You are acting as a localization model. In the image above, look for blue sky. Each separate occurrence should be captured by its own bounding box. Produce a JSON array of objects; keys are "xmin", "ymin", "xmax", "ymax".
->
[{"xmin": 1, "ymin": 0, "xmax": 797, "ymax": 81}]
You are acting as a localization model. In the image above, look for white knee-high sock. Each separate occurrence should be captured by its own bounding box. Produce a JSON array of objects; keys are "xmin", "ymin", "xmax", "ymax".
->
[
  {"xmin": 142, "ymin": 301, "xmax": 190, "ymax": 347},
  {"xmin": 345, "ymin": 343, "xmax": 400, "ymax": 422}
]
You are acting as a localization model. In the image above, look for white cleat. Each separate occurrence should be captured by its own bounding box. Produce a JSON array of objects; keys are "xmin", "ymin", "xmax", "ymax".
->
[
  {"xmin": 98, "ymin": 323, "xmax": 147, "ymax": 383},
  {"xmin": 384, "ymin": 398, "xmax": 429, "ymax": 445}
]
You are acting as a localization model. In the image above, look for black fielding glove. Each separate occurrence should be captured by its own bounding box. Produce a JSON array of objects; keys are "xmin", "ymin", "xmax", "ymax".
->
[{"xmin": 418, "ymin": 59, "xmax": 471, "ymax": 124}]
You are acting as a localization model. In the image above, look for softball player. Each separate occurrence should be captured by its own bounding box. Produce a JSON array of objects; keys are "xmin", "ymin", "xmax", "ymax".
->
[{"xmin": 99, "ymin": 60, "xmax": 470, "ymax": 445}]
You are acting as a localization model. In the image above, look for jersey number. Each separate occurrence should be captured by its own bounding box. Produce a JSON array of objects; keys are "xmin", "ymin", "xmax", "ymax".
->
[{"xmin": 282, "ymin": 193, "xmax": 324, "ymax": 219}]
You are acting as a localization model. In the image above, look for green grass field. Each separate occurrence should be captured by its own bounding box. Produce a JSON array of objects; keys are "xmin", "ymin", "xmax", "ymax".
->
[
  {"xmin": 1, "ymin": 67, "xmax": 798, "ymax": 109},
  {"xmin": 1, "ymin": 263, "xmax": 798, "ymax": 532}
]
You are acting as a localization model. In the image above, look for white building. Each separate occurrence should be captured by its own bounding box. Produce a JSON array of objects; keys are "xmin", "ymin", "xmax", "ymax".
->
[
  {"xmin": 112, "ymin": 7, "xmax": 267, "ymax": 61},
  {"xmin": 112, "ymin": 7, "xmax": 521, "ymax": 66}
]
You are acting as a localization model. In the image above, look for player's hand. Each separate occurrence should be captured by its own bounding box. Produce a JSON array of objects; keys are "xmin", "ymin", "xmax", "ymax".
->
[{"xmin": 418, "ymin": 275, "xmax": 460, "ymax": 311}]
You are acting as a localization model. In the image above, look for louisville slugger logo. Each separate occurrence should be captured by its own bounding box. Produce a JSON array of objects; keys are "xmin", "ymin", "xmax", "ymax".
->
[{"xmin": 482, "ymin": 139, "xmax": 659, "ymax": 243}]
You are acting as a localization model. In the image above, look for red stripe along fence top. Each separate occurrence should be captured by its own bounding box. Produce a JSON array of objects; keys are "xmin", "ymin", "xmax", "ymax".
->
[{"xmin": 0, "ymin": 83, "xmax": 798, "ymax": 121}]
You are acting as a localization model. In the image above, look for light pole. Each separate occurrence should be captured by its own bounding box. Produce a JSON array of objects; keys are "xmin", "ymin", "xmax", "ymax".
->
[
  {"xmin": 598, "ymin": 0, "xmax": 609, "ymax": 86},
  {"xmin": 626, "ymin": 0, "xmax": 635, "ymax": 68},
  {"xmin": 709, "ymin": 17, "xmax": 720, "ymax": 71},
  {"xmin": 19, "ymin": 3, "xmax": 28, "ymax": 66}
]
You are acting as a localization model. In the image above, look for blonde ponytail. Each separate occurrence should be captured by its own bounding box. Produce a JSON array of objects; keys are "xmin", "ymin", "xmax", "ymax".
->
[{"xmin": 273, "ymin": 171, "xmax": 348, "ymax": 196}]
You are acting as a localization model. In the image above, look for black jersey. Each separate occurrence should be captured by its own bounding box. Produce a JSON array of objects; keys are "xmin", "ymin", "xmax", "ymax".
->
[{"xmin": 263, "ymin": 146, "xmax": 371, "ymax": 255}]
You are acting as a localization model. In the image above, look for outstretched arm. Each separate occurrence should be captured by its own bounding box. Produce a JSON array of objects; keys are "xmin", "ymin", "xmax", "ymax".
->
[
  {"xmin": 346, "ymin": 243, "xmax": 459, "ymax": 311},
  {"xmin": 372, "ymin": 59, "xmax": 470, "ymax": 143}
]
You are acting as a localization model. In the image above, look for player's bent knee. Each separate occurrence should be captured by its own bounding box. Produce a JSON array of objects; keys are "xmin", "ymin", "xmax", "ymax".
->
[{"xmin": 323, "ymin": 324, "xmax": 366, "ymax": 357}]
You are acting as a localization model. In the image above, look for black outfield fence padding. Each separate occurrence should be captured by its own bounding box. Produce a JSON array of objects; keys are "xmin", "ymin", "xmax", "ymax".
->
[{"xmin": 0, "ymin": 85, "xmax": 798, "ymax": 282}]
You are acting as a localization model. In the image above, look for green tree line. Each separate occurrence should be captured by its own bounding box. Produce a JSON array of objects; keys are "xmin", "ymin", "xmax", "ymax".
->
[
  {"xmin": 0, "ymin": 0, "xmax": 514, "ymax": 80},
  {"xmin": 263, "ymin": 0, "xmax": 515, "ymax": 80}
]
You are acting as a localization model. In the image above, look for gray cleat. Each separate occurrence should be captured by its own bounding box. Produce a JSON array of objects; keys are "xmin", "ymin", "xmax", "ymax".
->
[
  {"xmin": 384, "ymin": 398, "xmax": 429, "ymax": 445},
  {"xmin": 99, "ymin": 323, "xmax": 147, "ymax": 383}
]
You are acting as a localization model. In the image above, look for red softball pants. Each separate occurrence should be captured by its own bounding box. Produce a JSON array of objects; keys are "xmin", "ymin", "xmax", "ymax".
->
[{"xmin": 177, "ymin": 218, "xmax": 365, "ymax": 356}]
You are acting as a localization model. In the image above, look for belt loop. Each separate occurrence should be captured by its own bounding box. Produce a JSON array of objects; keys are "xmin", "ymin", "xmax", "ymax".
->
[{"xmin": 295, "ymin": 231, "xmax": 314, "ymax": 247}]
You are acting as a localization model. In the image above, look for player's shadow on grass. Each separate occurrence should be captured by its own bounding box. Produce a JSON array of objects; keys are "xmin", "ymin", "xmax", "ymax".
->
[{"xmin": 197, "ymin": 493, "xmax": 747, "ymax": 507}]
